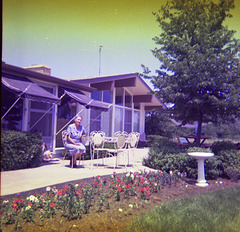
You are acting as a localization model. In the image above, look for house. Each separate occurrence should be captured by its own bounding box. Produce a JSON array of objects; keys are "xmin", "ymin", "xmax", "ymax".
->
[
  {"xmin": 1, "ymin": 62, "xmax": 165, "ymax": 153},
  {"xmin": 70, "ymin": 74, "xmax": 166, "ymax": 138}
]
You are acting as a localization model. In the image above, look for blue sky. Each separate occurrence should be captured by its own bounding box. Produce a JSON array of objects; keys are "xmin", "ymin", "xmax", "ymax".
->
[{"xmin": 3, "ymin": 0, "xmax": 240, "ymax": 87}]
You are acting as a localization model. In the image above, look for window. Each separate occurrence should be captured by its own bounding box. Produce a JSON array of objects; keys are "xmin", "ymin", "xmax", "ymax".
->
[
  {"xmin": 115, "ymin": 88, "xmax": 123, "ymax": 106},
  {"xmin": 29, "ymin": 85, "xmax": 55, "ymax": 136},
  {"xmin": 115, "ymin": 107, "xmax": 123, "ymax": 132},
  {"xmin": 124, "ymin": 109, "xmax": 132, "ymax": 133},
  {"xmin": 133, "ymin": 111, "xmax": 140, "ymax": 132},
  {"xmin": 103, "ymin": 90, "xmax": 113, "ymax": 103},
  {"xmin": 101, "ymin": 108, "xmax": 112, "ymax": 136},
  {"xmin": 90, "ymin": 109, "xmax": 101, "ymax": 132},
  {"xmin": 29, "ymin": 112, "xmax": 52, "ymax": 136},
  {"xmin": 134, "ymin": 103, "xmax": 140, "ymax": 110},
  {"xmin": 91, "ymin": 91, "xmax": 101, "ymax": 101},
  {"xmin": 1, "ymin": 87, "xmax": 23, "ymax": 131},
  {"xmin": 125, "ymin": 90, "xmax": 132, "ymax": 108}
]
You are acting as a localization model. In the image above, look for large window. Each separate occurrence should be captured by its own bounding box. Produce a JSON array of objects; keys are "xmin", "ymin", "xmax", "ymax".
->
[
  {"xmin": 103, "ymin": 90, "xmax": 113, "ymax": 103},
  {"xmin": 115, "ymin": 88, "xmax": 123, "ymax": 106},
  {"xmin": 91, "ymin": 91, "xmax": 101, "ymax": 101},
  {"xmin": 115, "ymin": 107, "xmax": 123, "ymax": 132},
  {"xmin": 1, "ymin": 87, "xmax": 23, "ymax": 131},
  {"xmin": 133, "ymin": 111, "xmax": 140, "ymax": 132},
  {"xmin": 125, "ymin": 90, "xmax": 132, "ymax": 108},
  {"xmin": 29, "ymin": 86, "xmax": 55, "ymax": 136},
  {"xmin": 90, "ymin": 109, "xmax": 101, "ymax": 132},
  {"xmin": 91, "ymin": 90, "xmax": 113, "ymax": 103},
  {"xmin": 124, "ymin": 109, "xmax": 132, "ymax": 133}
]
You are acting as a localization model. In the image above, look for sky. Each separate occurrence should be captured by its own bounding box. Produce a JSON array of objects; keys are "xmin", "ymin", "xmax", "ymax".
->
[{"xmin": 2, "ymin": 0, "xmax": 240, "ymax": 84}]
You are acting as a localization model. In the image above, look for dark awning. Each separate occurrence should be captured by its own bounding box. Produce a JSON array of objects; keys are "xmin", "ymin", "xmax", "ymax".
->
[
  {"xmin": 64, "ymin": 90, "xmax": 109, "ymax": 111},
  {"xmin": 2, "ymin": 75, "xmax": 61, "ymax": 105}
]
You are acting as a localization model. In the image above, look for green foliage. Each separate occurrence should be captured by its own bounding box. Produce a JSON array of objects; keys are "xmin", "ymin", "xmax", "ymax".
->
[
  {"xmin": 205, "ymin": 141, "xmax": 240, "ymax": 179},
  {"xmin": 143, "ymin": 0, "xmax": 240, "ymax": 145},
  {"xmin": 202, "ymin": 122, "xmax": 240, "ymax": 140},
  {"xmin": 144, "ymin": 136, "xmax": 240, "ymax": 179},
  {"xmin": 211, "ymin": 140, "xmax": 237, "ymax": 154},
  {"xmin": 1, "ymin": 130, "xmax": 42, "ymax": 171}
]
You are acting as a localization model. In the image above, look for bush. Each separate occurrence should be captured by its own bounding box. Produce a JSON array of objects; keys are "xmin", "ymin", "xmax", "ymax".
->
[
  {"xmin": 1, "ymin": 130, "xmax": 43, "ymax": 171},
  {"xmin": 144, "ymin": 137, "xmax": 240, "ymax": 180},
  {"xmin": 205, "ymin": 141, "xmax": 240, "ymax": 179}
]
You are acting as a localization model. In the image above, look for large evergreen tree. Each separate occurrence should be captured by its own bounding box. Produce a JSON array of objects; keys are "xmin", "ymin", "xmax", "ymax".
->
[{"xmin": 143, "ymin": 0, "xmax": 240, "ymax": 146}]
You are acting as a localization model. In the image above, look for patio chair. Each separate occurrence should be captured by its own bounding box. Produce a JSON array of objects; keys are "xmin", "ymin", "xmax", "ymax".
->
[
  {"xmin": 128, "ymin": 132, "xmax": 140, "ymax": 164},
  {"xmin": 89, "ymin": 131, "xmax": 108, "ymax": 167},
  {"xmin": 105, "ymin": 131, "xmax": 129, "ymax": 169},
  {"xmin": 61, "ymin": 130, "xmax": 82, "ymax": 168}
]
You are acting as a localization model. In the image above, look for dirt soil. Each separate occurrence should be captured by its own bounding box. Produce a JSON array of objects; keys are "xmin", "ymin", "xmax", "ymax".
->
[{"xmin": 2, "ymin": 176, "xmax": 240, "ymax": 232}]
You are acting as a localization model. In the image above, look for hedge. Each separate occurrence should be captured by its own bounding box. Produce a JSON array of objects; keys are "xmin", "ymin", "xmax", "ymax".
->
[{"xmin": 1, "ymin": 130, "xmax": 43, "ymax": 171}]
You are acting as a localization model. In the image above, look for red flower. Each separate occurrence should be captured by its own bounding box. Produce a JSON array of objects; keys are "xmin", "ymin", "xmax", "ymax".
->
[
  {"xmin": 77, "ymin": 189, "xmax": 81, "ymax": 195},
  {"xmin": 28, "ymin": 202, "xmax": 32, "ymax": 207},
  {"xmin": 13, "ymin": 198, "xmax": 19, "ymax": 204},
  {"xmin": 97, "ymin": 175, "xmax": 101, "ymax": 179},
  {"xmin": 64, "ymin": 186, "xmax": 69, "ymax": 190},
  {"xmin": 50, "ymin": 202, "xmax": 55, "ymax": 208},
  {"xmin": 117, "ymin": 187, "xmax": 121, "ymax": 192},
  {"xmin": 94, "ymin": 182, "xmax": 98, "ymax": 186}
]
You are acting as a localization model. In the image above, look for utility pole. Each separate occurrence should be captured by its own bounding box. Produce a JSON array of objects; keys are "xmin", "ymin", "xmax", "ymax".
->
[{"xmin": 99, "ymin": 45, "xmax": 103, "ymax": 76}]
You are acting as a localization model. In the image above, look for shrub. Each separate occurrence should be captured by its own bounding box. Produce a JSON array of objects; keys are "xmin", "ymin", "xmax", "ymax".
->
[
  {"xmin": 205, "ymin": 141, "xmax": 240, "ymax": 179},
  {"xmin": 144, "ymin": 137, "xmax": 240, "ymax": 180},
  {"xmin": 1, "ymin": 130, "xmax": 42, "ymax": 171}
]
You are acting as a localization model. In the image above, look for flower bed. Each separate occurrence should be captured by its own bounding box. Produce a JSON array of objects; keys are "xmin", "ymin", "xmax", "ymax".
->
[{"xmin": 1, "ymin": 170, "xmax": 239, "ymax": 231}]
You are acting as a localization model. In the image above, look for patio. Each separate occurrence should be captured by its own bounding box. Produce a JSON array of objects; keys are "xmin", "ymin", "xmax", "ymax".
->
[{"xmin": 1, "ymin": 148, "xmax": 151, "ymax": 197}]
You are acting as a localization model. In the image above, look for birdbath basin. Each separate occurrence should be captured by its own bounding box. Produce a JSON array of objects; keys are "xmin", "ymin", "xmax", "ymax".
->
[{"xmin": 188, "ymin": 152, "xmax": 214, "ymax": 187}]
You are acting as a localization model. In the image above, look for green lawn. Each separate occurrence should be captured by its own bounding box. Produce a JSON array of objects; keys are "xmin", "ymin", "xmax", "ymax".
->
[{"xmin": 123, "ymin": 187, "xmax": 240, "ymax": 232}]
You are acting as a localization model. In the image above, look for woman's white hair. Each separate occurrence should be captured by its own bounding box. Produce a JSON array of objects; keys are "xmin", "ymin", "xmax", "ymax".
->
[{"xmin": 74, "ymin": 115, "xmax": 82, "ymax": 121}]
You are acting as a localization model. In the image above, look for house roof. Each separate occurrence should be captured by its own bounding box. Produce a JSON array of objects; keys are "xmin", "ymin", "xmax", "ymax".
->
[
  {"xmin": 70, "ymin": 73, "xmax": 166, "ymax": 110},
  {"xmin": 2, "ymin": 62, "xmax": 96, "ymax": 93}
]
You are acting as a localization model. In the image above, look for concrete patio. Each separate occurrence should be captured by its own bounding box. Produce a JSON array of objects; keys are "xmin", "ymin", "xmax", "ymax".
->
[{"xmin": 1, "ymin": 148, "xmax": 152, "ymax": 197}]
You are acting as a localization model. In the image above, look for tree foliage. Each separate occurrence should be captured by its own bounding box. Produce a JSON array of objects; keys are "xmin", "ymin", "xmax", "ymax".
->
[{"xmin": 143, "ymin": 0, "xmax": 240, "ymax": 145}]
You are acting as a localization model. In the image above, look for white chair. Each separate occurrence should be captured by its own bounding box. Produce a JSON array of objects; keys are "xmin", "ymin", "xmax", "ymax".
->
[
  {"xmin": 128, "ymin": 132, "xmax": 140, "ymax": 166},
  {"xmin": 89, "ymin": 131, "xmax": 107, "ymax": 167},
  {"xmin": 106, "ymin": 131, "xmax": 129, "ymax": 169}
]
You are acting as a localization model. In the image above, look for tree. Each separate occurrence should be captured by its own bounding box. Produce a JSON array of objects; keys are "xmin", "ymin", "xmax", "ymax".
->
[{"xmin": 143, "ymin": 0, "xmax": 240, "ymax": 146}]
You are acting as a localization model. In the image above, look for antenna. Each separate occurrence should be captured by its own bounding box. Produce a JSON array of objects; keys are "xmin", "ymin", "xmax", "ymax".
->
[{"xmin": 99, "ymin": 45, "xmax": 103, "ymax": 75}]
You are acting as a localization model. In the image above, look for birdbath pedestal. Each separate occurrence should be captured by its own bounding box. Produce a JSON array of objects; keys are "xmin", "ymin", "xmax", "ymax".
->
[{"xmin": 188, "ymin": 152, "xmax": 214, "ymax": 187}]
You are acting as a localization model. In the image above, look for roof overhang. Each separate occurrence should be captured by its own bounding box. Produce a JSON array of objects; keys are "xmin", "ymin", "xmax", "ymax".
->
[
  {"xmin": 2, "ymin": 62, "xmax": 96, "ymax": 93},
  {"xmin": 70, "ymin": 73, "xmax": 166, "ymax": 110}
]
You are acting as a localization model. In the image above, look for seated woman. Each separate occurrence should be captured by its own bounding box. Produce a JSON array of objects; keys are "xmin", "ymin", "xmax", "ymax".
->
[{"xmin": 65, "ymin": 115, "xmax": 87, "ymax": 168}]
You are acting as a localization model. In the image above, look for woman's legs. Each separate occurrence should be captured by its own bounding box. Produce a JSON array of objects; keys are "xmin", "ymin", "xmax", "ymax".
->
[{"xmin": 73, "ymin": 152, "xmax": 83, "ymax": 165}]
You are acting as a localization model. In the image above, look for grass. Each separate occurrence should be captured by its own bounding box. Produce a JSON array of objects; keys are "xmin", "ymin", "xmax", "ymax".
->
[{"xmin": 123, "ymin": 187, "xmax": 240, "ymax": 232}]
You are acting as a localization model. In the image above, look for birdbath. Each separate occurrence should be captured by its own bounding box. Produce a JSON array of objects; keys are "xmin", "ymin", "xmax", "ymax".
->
[{"xmin": 188, "ymin": 152, "xmax": 214, "ymax": 187}]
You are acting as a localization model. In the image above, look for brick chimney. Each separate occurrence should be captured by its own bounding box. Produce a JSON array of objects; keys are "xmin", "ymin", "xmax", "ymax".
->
[{"xmin": 23, "ymin": 64, "xmax": 51, "ymax": 75}]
